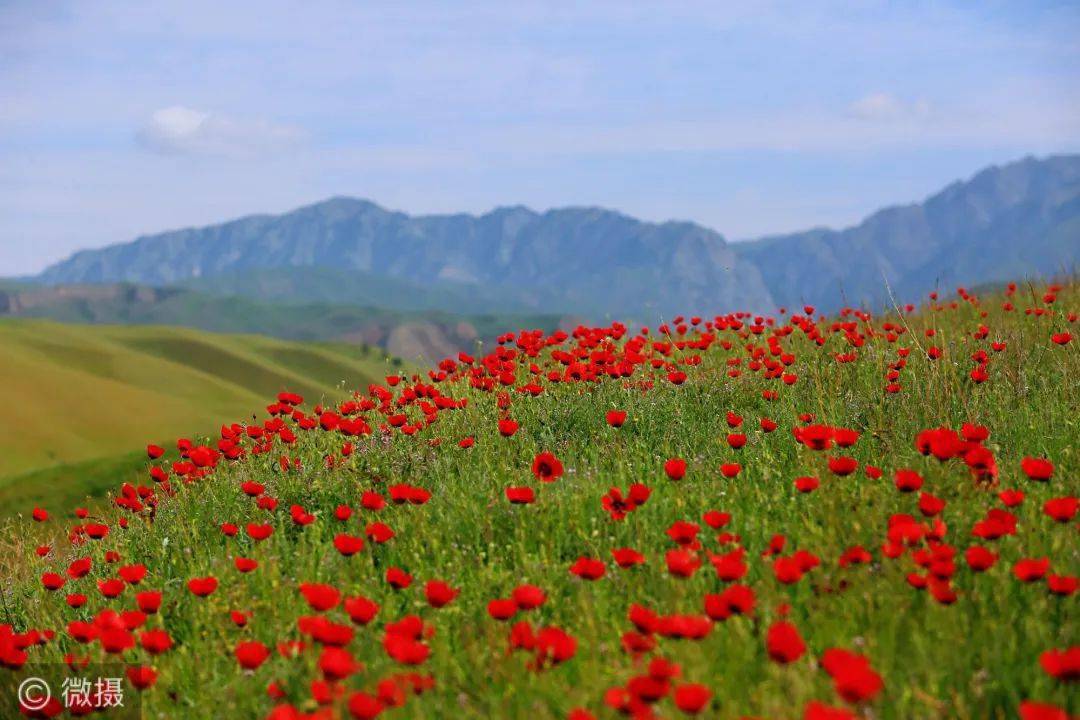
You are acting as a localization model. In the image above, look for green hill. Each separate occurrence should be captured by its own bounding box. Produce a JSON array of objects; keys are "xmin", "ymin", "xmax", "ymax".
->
[{"xmin": 0, "ymin": 319, "xmax": 401, "ymax": 507}]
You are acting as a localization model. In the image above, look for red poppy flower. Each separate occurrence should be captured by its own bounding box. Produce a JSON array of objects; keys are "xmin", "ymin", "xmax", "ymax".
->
[
  {"xmin": 965, "ymin": 546, "xmax": 997, "ymax": 572},
  {"xmin": 187, "ymin": 576, "xmax": 218, "ymax": 597},
  {"xmin": 424, "ymin": 580, "xmax": 459, "ymax": 608},
  {"xmin": 344, "ymin": 596, "xmax": 379, "ymax": 625},
  {"xmin": 894, "ymin": 470, "xmax": 924, "ymax": 492},
  {"xmin": 506, "ymin": 486, "xmax": 536, "ymax": 504},
  {"xmin": 532, "ymin": 452, "xmax": 564, "ymax": 482},
  {"xmin": 487, "ymin": 598, "xmax": 517, "ymax": 620},
  {"xmin": 334, "ymin": 534, "xmax": 365, "ymax": 556},
  {"xmin": 673, "ymin": 683, "xmax": 711, "ymax": 714},
  {"xmin": 828, "ymin": 456, "xmax": 858, "ymax": 476},
  {"xmin": 664, "ymin": 458, "xmax": 687, "ymax": 480},
  {"xmin": 1043, "ymin": 497, "xmax": 1078, "ymax": 522},
  {"xmin": 511, "ymin": 584, "xmax": 546, "ymax": 610},
  {"xmin": 606, "ymin": 410, "xmax": 627, "ymax": 427},
  {"xmin": 1019, "ymin": 701, "xmax": 1069, "ymax": 720},
  {"xmin": 766, "ymin": 621, "xmax": 806, "ymax": 664},
  {"xmin": 1014, "ymin": 558, "xmax": 1051, "ymax": 582},
  {"xmin": 612, "ymin": 547, "xmax": 646, "ymax": 568},
  {"xmin": 1021, "ymin": 457, "xmax": 1054, "ymax": 481},
  {"xmin": 1039, "ymin": 647, "xmax": 1080, "ymax": 682},
  {"xmin": 386, "ymin": 567, "xmax": 413, "ymax": 589},
  {"xmin": 569, "ymin": 557, "xmax": 606, "ymax": 580},
  {"xmin": 704, "ymin": 584, "xmax": 755, "ymax": 620},
  {"xmin": 235, "ymin": 640, "xmax": 270, "ymax": 670}
]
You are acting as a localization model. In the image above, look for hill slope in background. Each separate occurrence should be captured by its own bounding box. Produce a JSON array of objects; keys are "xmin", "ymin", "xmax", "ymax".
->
[
  {"xmin": 0, "ymin": 281, "xmax": 570, "ymax": 364},
  {"xmin": 0, "ymin": 318, "xmax": 398, "ymax": 480},
  {"xmin": 33, "ymin": 155, "xmax": 1080, "ymax": 318}
]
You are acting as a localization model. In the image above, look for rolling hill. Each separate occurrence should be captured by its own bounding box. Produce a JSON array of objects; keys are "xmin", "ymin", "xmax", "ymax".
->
[
  {"xmin": 33, "ymin": 155, "xmax": 1080, "ymax": 318},
  {"xmin": 0, "ymin": 318, "xmax": 400, "ymax": 508},
  {"xmin": 0, "ymin": 281, "xmax": 570, "ymax": 365}
]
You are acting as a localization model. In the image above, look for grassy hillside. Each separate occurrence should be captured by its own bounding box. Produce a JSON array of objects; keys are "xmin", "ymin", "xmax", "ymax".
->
[
  {"xmin": 0, "ymin": 279, "xmax": 571, "ymax": 365},
  {"xmin": 1, "ymin": 282, "xmax": 1075, "ymax": 720},
  {"xmin": 0, "ymin": 318, "xmax": 400, "ymax": 487}
]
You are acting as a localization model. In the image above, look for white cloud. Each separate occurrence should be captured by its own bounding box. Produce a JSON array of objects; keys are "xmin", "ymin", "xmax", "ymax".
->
[
  {"xmin": 136, "ymin": 106, "xmax": 306, "ymax": 158},
  {"xmin": 848, "ymin": 92, "xmax": 931, "ymax": 122}
]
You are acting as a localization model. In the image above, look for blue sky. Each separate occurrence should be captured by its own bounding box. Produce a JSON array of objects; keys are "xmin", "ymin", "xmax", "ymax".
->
[{"xmin": 1, "ymin": 1, "xmax": 1077, "ymax": 275}]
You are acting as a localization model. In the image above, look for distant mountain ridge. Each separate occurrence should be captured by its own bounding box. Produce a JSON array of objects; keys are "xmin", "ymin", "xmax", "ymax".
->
[{"xmin": 35, "ymin": 154, "xmax": 1080, "ymax": 317}]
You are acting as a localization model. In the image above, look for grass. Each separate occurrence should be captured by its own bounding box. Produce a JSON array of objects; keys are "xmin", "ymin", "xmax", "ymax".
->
[
  {"xmin": 0, "ymin": 283, "xmax": 1076, "ymax": 720},
  {"xmin": 0, "ymin": 318, "xmax": 404, "ymax": 487}
]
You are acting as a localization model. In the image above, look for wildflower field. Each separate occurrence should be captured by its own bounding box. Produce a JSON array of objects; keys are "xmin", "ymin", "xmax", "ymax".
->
[{"xmin": 2, "ymin": 281, "xmax": 1076, "ymax": 720}]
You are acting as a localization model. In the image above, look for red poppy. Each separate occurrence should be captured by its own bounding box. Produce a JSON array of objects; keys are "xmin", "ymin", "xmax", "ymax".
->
[
  {"xmin": 569, "ymin": 557, "xmax": 606, "ymax": 580},
  {"xmin": 766, "ymin": 621, "xmax": 806, "ymax": 664},
  {"xmin": 1021, "ymin": 457, "xmax": 1054, "ymax": 481},
  {"xmin": 532, "ymin": 452, "xmax": 564, "ymax": 482},
  {"xmin": 606, "ymin": 410, "xmax": 627, "ymax": 427},
  {"xmin": 386, "ymin": 567, "xmax": 413, "ymax": 589},
  {"xmin": 334, "ymin": 534, "xmax": 365, "ymax": 556},
  {"xmin": 424, "ymin": 580, "xmax": 459, "ymax": 608},
  {"xmin": 1043, "ymin": 497, "xmax": 1078, "ymax": 522},
  {"xmin": 673, "ymin": 683, "xmax": 711, "ymax": 714},
  {"xmin": 506, "ymin": 486, "xmax": 536, "ymax": 504},
  {"xmin": 664, "ymin": 458, "xmax": 687, "ymax": 481},
  {"xmin": 235, "ymin": 640, "xmax": 270, "ymax": 670},
  {"xmin": 187, "ymin": 576, "xmax": 218, "ymax": 597},
  {"xmin": 1014, "ymin": 558, "xmax": 1051, "ymax": 582}
]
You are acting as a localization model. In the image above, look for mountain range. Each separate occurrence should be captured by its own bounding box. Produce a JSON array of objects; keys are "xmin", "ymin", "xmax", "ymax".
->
[{"xmin": 28, "ymin": 154, "xmax": 1080, "ymax": 320}]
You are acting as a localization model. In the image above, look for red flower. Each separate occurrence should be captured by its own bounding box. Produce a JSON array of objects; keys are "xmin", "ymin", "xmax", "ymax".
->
[
  {"xmin": 187, "ymin": 576, "xmax": 218, "ymax": 597},
  {"xmin": 344, "ymin": 596, "xmax": 379, "ymax": 625},
  {"xmin": 386, "ymin": 567, "xmax": 413, "ymax": 589},
  {"xmin": 487, "ymin": 598, "xmax": 517, "ymax": 620},
  {"xmin": 1021, "ymin": 457, "xmax": 1054, "ymax": 481},
  {"xmin": 348, "ymin": 691, "xmax": 384, "ymax": 719},
  {"xmin": 766, "ymin": 621, "xmax": 806, "ymax": 664},
  {"xmin": 531, "ymin": 452, "xmax": 564, "ymax": 482},
  {"xmin": 612, "ymin": 547, "xmax": 646, "ymax": 568},
  {"xmin": 673, "ymin": 683, "xmax": 711, "ymax": 714},
  {"xmin": 918, "ymin": 493, "xmax": 946, "ymax": 517},
  {"xmin": 1047, "ymin": 575, "xmax": 1078, "ymax": 596},
  {"xmin": 424, "ymin": 580, "xmax": 459, "ymax": 608},
  {"xmin": 664, "ymin": 458, "xmax": 687, "ymax": 481},
  {"xmin": 606, "ymin": 410, "xmax": 627, "ymax": 427},
  {"xmin": 235, "ymin": 640, "xmax": 270, "ymax": 670},
  {"xmin": 126, "ymin": 665, "xmax": 157, "ymax": 690},
  {"xmin": 334, "ymin": 534, "xmax": 365, "ymax": 556},
  {"xmin": 1013, "ymin": 558, "xmax": 1051, "ymax": 582},
  {"xmin": 1039, "ymin": 647, "xmax": 1080, "ymax": 682},
  {"xmin": 506, "ymin": 486, "xmax": 536, "ymax": 504},
  {"xmin": 511, "ymin": 584, "xmax": 546, "ymax": 610},
  {"xmin": 1043, "ymin": 497, "xmax": 1078, "ymax": 522},
  {"xmin": 964, "ymin": 546, "xmax": 997, "ymax": 572},
  {"xmin": 569, "ymin": 557, "xmax": 606, "ymax": 580},
  {"xmin": 720, "ymin": 463, "xmax": 741, "ymax": 478},
  {"xmin": 1019, "ymin": 701, "xmax": 1069, "ymax": 720},
  {"xmin": 498, "ymin": 419, "xmax": 520, "ymax": 437},
  {"xmin": 894, "ymin": 469, "xmax": 924, "ymax": 493},
  {"xmin": 827, "ymin": 456, "xmax": 858, "ymax": 476},
  {"xmin": 704, "ymin": 584, "xmax": 755, "ymax": 620},
  {"xmin": 665, "ymin": 549, "xmax": 702, "ymax": 578},
  {"xmin": 300, "ymin": 583, "xmax": 341, "ymax": 611}
]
